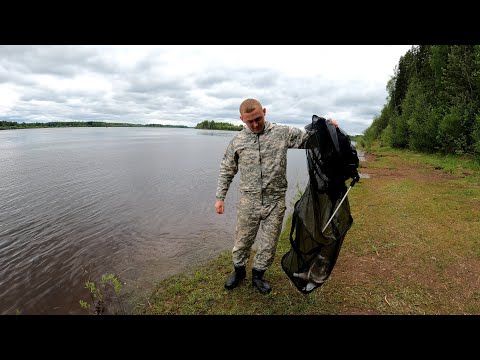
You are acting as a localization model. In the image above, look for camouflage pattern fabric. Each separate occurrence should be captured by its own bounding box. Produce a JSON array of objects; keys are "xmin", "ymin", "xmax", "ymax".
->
[
  {"xmin": 216, "ymin": 121, "xmax": 312, "ymax": 201},
  {"xmin": 216, "ymin": 120, "xmax": 314, "ymax": 270},
  {"xmin": 233, "ymin": 194, "xmax": 286, "ymax": 270}
]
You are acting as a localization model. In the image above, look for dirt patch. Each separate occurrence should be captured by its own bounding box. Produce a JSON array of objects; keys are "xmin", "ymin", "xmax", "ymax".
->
[
  {"xmin": 340, "ymin": 307, "xmax": 380, "ymax": 315},
  {"xmin": 443, "ymin": 258, "xmax": 480, "ymax": 293},
  {"xmin": 336, "ymin": 253, "xmax": 398, "ymax": 284},
  {"xmin": 361, "ymin": 152, "xmax": 459, "ymax": 181},
  {"xmin": 363, "ymin": 152, "xmax": 377, "ymax": 162},
  {"xmin": 331, "ymin": 149, "xmax": 480, "ymax": 313}
]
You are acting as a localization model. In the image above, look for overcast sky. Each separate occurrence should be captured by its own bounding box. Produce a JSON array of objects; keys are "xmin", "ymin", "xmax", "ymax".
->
[{"xmin": 0, "ymin": 45, "xmax": 412, "ymax": 135}]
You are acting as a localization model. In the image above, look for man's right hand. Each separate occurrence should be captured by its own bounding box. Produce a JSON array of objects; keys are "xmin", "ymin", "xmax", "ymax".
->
[
  {"xmin": 327, "ymin": 118, "xmax": 338, "ymax": 128},
  {"xmin": 215, "ymin": 200, "xmax": 224, "ymax": 214}
]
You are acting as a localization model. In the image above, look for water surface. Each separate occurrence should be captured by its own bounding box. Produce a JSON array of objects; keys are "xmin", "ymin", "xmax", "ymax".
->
[{"xmin": 0, "ymin": 127, "xmax": 309, "ymax": 314}]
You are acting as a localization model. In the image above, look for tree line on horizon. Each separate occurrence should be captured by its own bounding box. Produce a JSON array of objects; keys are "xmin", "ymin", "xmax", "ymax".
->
[
  {"xmin": 363, "ymin": 45, "xmax": 480, "ymax": 160},
  {"xmin": 0, "ymin": 119, "xmax": 243, "ymax": 131},
  {"xmin": 0, "ymin": 121, "xmax": 189, "ymax": 130}
]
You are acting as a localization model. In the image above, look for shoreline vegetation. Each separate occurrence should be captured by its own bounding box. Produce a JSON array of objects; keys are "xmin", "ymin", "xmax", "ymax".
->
[
  {"xmin": 130, "ymin": 143, "xmax": 479, "ymax": 315},
  {"xmin": 362, "ymin": 45, "xmax": 480, "ymax": 161},
  {"xmin": 0, "ymin": 120, "xmax": 243, "ymax": 131},
  {"xmin": 0, "ymin": 120, "xmax": 365, "ymax": 135}
]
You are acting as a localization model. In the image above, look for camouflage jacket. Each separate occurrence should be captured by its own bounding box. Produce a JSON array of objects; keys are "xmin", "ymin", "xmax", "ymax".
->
[{"xmin": 215, "ymin": 121, "xmax": 313, "ymax": 201}]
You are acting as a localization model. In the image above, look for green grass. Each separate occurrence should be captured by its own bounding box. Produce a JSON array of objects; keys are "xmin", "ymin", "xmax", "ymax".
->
[{"xmin": 134, "ymin": 146, "xmax": 480, "ymax": 315}]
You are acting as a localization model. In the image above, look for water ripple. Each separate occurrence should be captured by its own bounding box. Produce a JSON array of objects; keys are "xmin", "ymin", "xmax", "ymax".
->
[{"xmin": 0, "ymin": 127, "xmax": 307, "ymax": 314}]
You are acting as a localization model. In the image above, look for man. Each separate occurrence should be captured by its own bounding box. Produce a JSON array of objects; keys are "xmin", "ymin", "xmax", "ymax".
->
[{"xmin": 215, "ymin": 98, "xmax": 338, "ymax": 295}]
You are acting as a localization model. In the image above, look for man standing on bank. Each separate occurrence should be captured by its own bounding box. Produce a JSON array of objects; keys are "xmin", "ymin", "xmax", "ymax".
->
[{"xmin": 214, "ymin": 98, "xmax": 337, "ymax": 294}]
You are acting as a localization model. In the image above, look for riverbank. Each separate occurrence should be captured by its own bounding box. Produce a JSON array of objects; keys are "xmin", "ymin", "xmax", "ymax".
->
[{"xmin": 134, "ymin": 146, "xmax": 480, "ymax": 315}]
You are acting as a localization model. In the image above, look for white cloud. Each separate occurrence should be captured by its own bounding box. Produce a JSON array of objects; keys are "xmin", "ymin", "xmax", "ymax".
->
[
  {"xmin": 0, "ymin": 85, "xmax": 20, "ymax": 113},
  {"xmin": 0, "ymin": 45, "xmax": 413, "ymax": 134}
]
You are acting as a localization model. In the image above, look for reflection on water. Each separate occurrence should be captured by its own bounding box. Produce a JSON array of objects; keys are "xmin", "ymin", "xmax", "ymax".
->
[{"xmin": 196, "ymin": 130, "xmax": 239, "ymax": 137}]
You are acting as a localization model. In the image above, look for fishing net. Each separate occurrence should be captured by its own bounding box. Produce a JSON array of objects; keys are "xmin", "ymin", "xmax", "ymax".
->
[{"xmin": 281, "ymin": 116, "xmax": 359, "ymax": 294}]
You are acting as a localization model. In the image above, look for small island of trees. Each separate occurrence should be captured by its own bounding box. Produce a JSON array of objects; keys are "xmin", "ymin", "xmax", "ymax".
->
[{"xmin": 195, "ymin": 120, "xmax": 243, "ymax": 131}]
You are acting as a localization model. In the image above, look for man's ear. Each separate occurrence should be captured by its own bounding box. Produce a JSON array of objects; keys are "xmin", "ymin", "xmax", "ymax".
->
[
  {"xmin": 263, "ymin": 108, "xmax": 266, "ymax": 116},
  {"xmin": 239, "ymin": 115, "xmax": 244, "ymax": 122}
]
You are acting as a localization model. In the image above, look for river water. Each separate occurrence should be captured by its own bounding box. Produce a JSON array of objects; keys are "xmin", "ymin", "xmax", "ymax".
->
[{"xmin": 0, "ymin": 127, "xmax": 310, "ymax": 314}]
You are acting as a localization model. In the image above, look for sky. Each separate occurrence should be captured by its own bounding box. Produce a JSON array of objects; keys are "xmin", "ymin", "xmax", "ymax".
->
[{"xmin": 0, "ymin": 45, "xmax": 413, "ymax": 135}]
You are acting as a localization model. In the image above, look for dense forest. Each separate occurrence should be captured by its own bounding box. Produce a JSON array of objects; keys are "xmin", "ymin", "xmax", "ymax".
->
[
  {"xmin": 195, "ymin": 120, "xmax": 243, "ymax": 131},
  {"xmin": 362, "ymin": 45, "xmax": 480, "ymax": 160},
  {"xmin": 0, "ymin": 121, "xmax": 189, "ymax": 130}
]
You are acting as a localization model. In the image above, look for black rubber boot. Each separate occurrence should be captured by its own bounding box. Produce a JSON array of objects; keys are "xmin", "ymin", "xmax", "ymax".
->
[
  {"xmin": 252, "ymin": 268, "xmax": 272, "ymax": 295},
  {"xmin": 224, "ymin": 265, "xmax": 246, "ymax": 290}
]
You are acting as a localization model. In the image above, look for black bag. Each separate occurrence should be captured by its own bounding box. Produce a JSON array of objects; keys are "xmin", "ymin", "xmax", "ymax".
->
[
  {"xmin": 281, "ymin": 116, "xmax": 359, "ymax": 294},
  {"xmin": 305, "ymin": 115, "xmax": 360, "ymax": 191}
]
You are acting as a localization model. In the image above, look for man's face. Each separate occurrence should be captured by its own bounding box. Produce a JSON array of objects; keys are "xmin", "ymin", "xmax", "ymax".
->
[{"xmin": 240, "ymin": 107, "xmax": 266, "ymax": 134}]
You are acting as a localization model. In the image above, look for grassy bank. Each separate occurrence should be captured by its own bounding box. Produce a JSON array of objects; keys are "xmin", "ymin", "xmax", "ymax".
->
[{"xmin": 134, "ymin": 147, "xmax": 480, "ymax": 315}]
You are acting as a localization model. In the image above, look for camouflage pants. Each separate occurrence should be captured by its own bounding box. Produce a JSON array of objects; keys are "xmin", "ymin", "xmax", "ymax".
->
[{"xmin": 232, "ymin": 194, "xmax": 287, "ymax": 271}]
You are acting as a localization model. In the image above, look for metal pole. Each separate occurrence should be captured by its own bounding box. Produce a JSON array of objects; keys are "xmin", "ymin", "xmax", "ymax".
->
[{"xmin": 322, "ymin": 185, "xmax": 353, "ymax": 233}]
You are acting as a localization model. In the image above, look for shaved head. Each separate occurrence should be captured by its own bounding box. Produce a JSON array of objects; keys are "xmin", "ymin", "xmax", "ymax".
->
[
  {"xmin": 239, "ymin": 98, "xmax": 263, "ymax": 115},
  {"xmin": 239, "ymin": 98, "xmax": 266, "ymax": 134}
]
